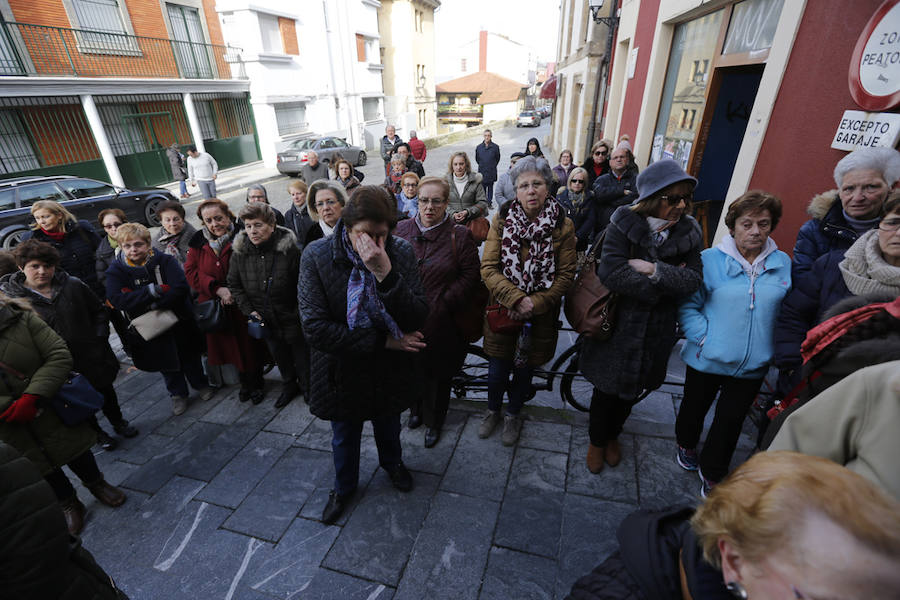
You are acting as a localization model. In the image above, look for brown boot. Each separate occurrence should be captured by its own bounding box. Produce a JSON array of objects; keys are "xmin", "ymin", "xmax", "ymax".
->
[
  {"xmin": 86, "ymin": 478, "xmax": 127, "ymax": 507},
  {"xmin": 61, "ymin": 497, "xmax": 86, "ymax": 535},
  {"xmin": 605, "ymin": 438, "xmax": 622, "ymax": 467},
  {"xmin": 586, "ymin": 443, "xmax": 605, "ymax": 474}
]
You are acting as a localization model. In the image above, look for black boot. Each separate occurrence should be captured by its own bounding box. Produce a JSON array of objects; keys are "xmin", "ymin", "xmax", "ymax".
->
[{"xmin": 274, "ymin": 381, "xmax": 300, "ymax": 409}]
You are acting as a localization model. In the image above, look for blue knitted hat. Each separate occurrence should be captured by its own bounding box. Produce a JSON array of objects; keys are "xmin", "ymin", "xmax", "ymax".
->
[{"xmin": 632, "ymin": 159, "xmax": 697, "ymax": 205}]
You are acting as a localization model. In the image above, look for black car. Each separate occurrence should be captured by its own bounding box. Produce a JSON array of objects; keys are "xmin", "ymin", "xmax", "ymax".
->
[{"xmin": 0, "ymin": 175, "xmax": 177, "ymax": 249}]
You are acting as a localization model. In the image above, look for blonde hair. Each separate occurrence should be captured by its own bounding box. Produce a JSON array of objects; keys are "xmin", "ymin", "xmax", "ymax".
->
[
  {"xmin": 692, "ymin": 451, "xmax": 900, "ymax": 570},
  {"xmin": 447, "ymin": 151, "xmax": 472, "ymax": 176},
  {"xmin": 29, "ymin": 200, "xmax": 76, "ymax": 231},
  {"xmin": 115, "ymin": 223, "xmax": 151, "ymax": 244},
  {"xmin": 288, "ymin": 180, "xmax": 308, "ymax": 195}
]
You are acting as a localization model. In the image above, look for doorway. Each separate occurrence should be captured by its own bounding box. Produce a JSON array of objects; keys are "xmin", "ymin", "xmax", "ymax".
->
[{"xmin": 691, "ymin": 64, "xmax": 764, "ymax": 244}]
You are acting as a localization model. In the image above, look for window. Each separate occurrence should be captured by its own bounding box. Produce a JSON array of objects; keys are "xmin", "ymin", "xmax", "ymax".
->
[
  {"xmin": 415, "ymin": 64, "xmax": 426, "ymax": 87},
  {"xmin": 98, "ymin": 103, "xmax": 148, "ymax": 156},
  {"xmin": 356, "ymin": 34, "xmax": 367, "ymax": 62},
  {"xmin": 460, "ymin": 58, "xmax": 467, "ymax": 72},
  {"xmin": 0, "ymin": 109, "xmax": 40, "ymax": 174},
  {"xmin": 279, "ymin": 17, "xmax": 299, "ymax": 55},
  {"xmin": 0, "ymin": 189, "xmax": 15, "ymax": 211},
  {"xmin": 362, "ymin": 98, "xmax": 380, "ymax": 122},
  {"xmin": 332, "ymin": 138, "xmax": 348, "ymax": 148},
  {"xmin": 58, "ymin": 178, "xmax": 116, "ymax": 199},
  {"xmin": 194, "ymin": 100, "xmax": 218, "ymax": 141},
  {"xmin": 67, "ymin": 0, "xmax": 139, "ymax": 53},
  {"xmin": 415, "ymin": 9, "xmax": 424, "ymax": 33},
  {"xmin": 418, "ymin": 109, "xmax": 426, "ymax": 129},
  {"xmin": 319, "ymin": 138, "xmax": 335, "ymax": 149},
  {"xmin": 17, "ymin": 182, "xmax": 67, "ymax": 207},
  {"xmin": 274, "ymin": 102, "xmax": 307, "ymax": 136},
  {"xmin": 258, "ymin": 13, "xmax": 283, "ymax": 54},
  {"xmin": 167, "ymin": 4, "xmax": 213, "ymax": 78}
]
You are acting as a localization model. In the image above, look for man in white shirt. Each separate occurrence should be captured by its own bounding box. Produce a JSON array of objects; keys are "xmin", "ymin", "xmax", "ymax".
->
[{"xmin": 187, "ymin": 145, "xmax": 219, "ymax": 199}]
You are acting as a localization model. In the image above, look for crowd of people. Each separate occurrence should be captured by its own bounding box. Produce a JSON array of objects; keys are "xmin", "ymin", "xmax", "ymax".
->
[{"xmin": 1, "ymin": 121, "xmax": 899, "ymax": 597}]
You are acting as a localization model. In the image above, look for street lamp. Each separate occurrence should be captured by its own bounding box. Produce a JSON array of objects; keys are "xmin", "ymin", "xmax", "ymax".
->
[{"xmin": 588, "ymin": 0, "xmax": 619, "ymax": 28}]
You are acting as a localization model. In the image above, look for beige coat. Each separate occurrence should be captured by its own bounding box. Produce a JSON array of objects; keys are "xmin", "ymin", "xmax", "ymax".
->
[{"xmin": 480, "ymin": 209, "xmax": 576, "ymax": 366}]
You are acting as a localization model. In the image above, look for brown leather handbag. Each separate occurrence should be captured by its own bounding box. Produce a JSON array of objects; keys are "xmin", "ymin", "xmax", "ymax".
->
[
  {"xmin": 466, "ymin": 216, "xmax": 490, "ymax": 244},
  {"xmin": 565, "ymin": 233, "xmax": 617, "ymax": 340}
]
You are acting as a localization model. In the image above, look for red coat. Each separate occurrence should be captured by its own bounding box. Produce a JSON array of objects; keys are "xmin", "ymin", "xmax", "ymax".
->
[
  {"xmin": 408, "ymin": 137, "xmax": 427, "ymax": 162},
  {"xmin": 183, "ymin": 229, "xmax": 265, "ymax": 373},
  {"xmin": 394, "ymin": 217, "xmax": 480, "ymax": 379}
]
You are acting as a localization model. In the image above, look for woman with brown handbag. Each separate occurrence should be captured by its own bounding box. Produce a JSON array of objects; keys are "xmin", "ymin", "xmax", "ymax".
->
[
  {"xmin": 445, "ymin": 151, "xmax": 490, "ymax": 244},
  {"xmin": 394, "ymin": 176, "xmax": 482, "ymax": 448},
  {"xmin": 479, "ymin": 156, "xmax": 576, "ymax": 446}
]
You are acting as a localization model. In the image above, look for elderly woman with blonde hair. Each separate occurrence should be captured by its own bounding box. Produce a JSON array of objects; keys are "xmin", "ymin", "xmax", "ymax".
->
[{"xmin": 566, "ymin": 451, "xmax": 900, "ymax": 599}]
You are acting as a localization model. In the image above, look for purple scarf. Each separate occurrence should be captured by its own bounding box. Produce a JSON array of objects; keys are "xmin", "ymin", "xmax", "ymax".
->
[{"xmin": 342, "ymin": 227, "xmax": 402, "ymax": 339}]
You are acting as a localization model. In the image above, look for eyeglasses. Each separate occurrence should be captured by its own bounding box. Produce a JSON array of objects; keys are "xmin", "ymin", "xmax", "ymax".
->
[
  {"xmin": 103, "ymin": 222, "xmax": 123, "ymax": 229},
  {"xmin": 516, "ymin": 181, "xmax": 547, "ymax": 191},
  {"xmin": 419, "ymin": 197, "xmax": 446, "ymax": 206},
  {"xmin": 659, "ymin": 193, "xmax": 693, "ymax": 206},
  {"xmin": 315, "ymin": 199, "xmax": 339, "ymax": 209},
  {"xmin": 593, "ymin": 150, "xmax": 608, "ymax": 157},
  {"xmin": 402, "ymin": 182, "xmax": 418, "ymax": 188},
  {"xmin": 879, "ymin": 217, "xmax": 900, "ymax": 232},
  {"xmin": 570, "ymin": 179, "xmax": 585, "ymax": 184}
]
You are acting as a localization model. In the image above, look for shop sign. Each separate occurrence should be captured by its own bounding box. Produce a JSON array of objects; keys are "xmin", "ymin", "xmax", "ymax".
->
[
  {"xmin": 831, "ymin": 110, "xmax": 900, "ymax": 151},
  {"xmin": 849, "ymin": 0, "xmax": 900, "ymax": 111}
]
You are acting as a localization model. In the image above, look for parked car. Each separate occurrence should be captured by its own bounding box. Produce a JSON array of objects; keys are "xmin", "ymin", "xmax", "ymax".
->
[
  {"xmin": 0, "ymin": 175, "xmax": 177, "ymax": 249},
  {"xmin": 517, "ymin": 111, "xmax": 542, "ymax": 127},
  {"xmin": 537, "ymin": 105, "xmax": 552, "ymax": 118},
  {"xmin": 276, "ymin": 136, "xmax": 367, "ymax": 177}
]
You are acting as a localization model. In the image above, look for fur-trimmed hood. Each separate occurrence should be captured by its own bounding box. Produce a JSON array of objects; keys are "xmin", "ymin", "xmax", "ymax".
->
[
  {"xmin": 807, "ymin": 189, "xmax": 839, "ymax": 220},
  {"xmin": 231, "ymin": 225, "xmax": 297, "ymax": 255}
]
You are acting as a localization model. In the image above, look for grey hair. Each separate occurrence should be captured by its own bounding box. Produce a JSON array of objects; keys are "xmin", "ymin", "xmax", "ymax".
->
[
  {"xmin": 246, "ymin": 184, "xmax": 268, "ymax": 202},
  {"xmin": 409, "ymin": 130, "xmax": 417, "ymax": 137},
  {"xmin": 307, "ymin": 150, "xmax": 318, "ymax": 159},
  {"xmin": 390, "ymin": 153, "xmax": 406, "ymax": 166},
  {"xmin": 306, "ymin": 179, "xmax": 350, "ymax": 222},
  {"xmin": 510, "ymin": 155, "xmax": 554, "ymax": 187},
  {"xmin": 834, "ymin": 147, "xmax": 900, "ymax": 188}
]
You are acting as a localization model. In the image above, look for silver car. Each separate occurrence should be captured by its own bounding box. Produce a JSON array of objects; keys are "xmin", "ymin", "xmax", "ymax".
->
[
  {"xmin": 276, "ymin": 136, "xmax": 367, "ymax": 176},
  {"xmin": 517, "ymin": 111, "xmax": 542, "ymax": 127}
]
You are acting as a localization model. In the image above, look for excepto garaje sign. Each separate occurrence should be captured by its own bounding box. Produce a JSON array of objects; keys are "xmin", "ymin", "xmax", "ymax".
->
[{"xmin": 831, "ymin": 110, "xmax": 900, "ymax": 151}]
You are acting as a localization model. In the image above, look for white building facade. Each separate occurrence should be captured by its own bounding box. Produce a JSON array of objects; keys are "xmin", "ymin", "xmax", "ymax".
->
[
  {"xmin": 439, "ymin": 30, "xmax": 536, "ymax": 88},
  {"xmin": 217, "ymin": 0, "xmax": 387, "ymax": 167}
]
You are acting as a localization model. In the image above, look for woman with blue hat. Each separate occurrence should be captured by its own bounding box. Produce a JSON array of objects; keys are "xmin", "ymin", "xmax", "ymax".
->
[{"xmin": 579, "ymin": 159, "xmax": 704, "ymax": 473}]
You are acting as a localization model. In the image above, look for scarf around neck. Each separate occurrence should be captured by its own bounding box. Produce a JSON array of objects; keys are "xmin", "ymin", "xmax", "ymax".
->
[
  {"xmin": 204, "ymin": 222, "xmax": 234, "ymax": 256},
  {"xmin": 501, "ymin": 197, "xmax": 560, "ymax": 294},
  {"xmin": 839, "ymin": 229, "xmax": 900, "ymax": 297},
  {"xmin": 107, "ymin": 235, "xmax": 119, "ymax": 249},
  {"xmin": 341, "ymin": 227, "xmax": 402, "ymax": 339},
  {"xmin": 453, "ymin": 173, "xmax": 468, "ymax": 198},
  {"xmin": 41, "ymin": 228, "xmax": 65, "ymax": 242},
  {"xmin": 157, "ymin": 228, "xmax": 185, "ymax": 260}
]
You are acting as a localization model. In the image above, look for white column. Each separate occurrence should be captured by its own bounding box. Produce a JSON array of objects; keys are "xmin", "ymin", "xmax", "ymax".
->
[
  {"xmin": 80, "ymin": 94, "xmax": 124, "ymax": 188},
  {"xmin": 182, "ymin": 92, "xmax": 205, "ymax": 153}
]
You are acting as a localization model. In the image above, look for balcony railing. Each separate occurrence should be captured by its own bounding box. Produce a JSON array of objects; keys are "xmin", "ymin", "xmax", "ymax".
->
[
  {"xmin": 0, "ymin": 21, "xmax": 245, "ymax": 80},
  {"xmin": 437, "ymin": 104, "xmax": 483, "ymax": 119}
]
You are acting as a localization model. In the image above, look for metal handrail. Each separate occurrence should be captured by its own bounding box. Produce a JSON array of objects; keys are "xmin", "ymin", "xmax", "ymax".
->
[{"xmin": 0, "ymin": 21, "xmax": 245, "ymax": 80}]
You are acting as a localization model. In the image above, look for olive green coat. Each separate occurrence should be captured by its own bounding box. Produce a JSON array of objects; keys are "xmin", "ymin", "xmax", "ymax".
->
[
  {"xmin": 481, "ymin": 208, "xmax": 577, "ymax": 366},
  {"xmin": 0, "ymin": 299, "xmax": 95, "ymax": 475}
]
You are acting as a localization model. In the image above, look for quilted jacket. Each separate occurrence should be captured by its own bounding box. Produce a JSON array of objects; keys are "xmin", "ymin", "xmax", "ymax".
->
[
  {"xmin": 580, "ymin": 206, "xmax": 703, "ymax": 399},
  {"xmin": 298, "ymin": 221, "xmax": 428, "ymax": 421},
  {"xmin": 446, "ymin": 172, "xmax": 488, "ymax": 220},
  {"xmin": 0, "ymin": 442, "xmax": 127, "ymax": 599},
  {"xmin": 0, "ymin": 298, "xmax": 95, "ymax": 475},
  {"xmin": 792, "ymin": 191, "xmax": 868, "ymax": 279},
  {"xmin": 228, "ymin": 226, "xmax": 303, "ymax": 342}
]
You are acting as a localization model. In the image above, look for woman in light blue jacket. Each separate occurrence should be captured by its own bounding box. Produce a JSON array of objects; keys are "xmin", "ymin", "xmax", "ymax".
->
[{"xmin": 674, "ymin": 191, "xmax": 791, "ymax": 496}]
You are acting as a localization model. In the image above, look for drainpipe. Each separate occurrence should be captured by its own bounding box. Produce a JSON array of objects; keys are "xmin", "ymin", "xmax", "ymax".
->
[
  {"xmin": 323, "ymin": 0, "xmax": 344, "ymax": 134},
  {"xmin": 586, "ymin": 1, "xmax": 618, "ymax": 150},
  {"xmin": 80, "ymin": 94, "xmax": 125, "ymax": 188}
]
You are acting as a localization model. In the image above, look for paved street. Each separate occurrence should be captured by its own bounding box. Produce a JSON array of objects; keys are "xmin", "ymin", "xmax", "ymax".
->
[{"xmin": 92, "ymin": 120, "xmax": 757, "ymax": 599}]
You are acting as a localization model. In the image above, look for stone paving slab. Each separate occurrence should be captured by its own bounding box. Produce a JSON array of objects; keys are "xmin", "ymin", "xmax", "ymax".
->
[
  {"xmin": 566, "ymin": 429, "xmax": 638, "ymax": 504},
  {"xmin": 494, "ymin": 490, "xmax": 564, "ymax": 558},
  {"xmin": 322, "ymin": 472, "xmax": 441, "ymax": 586},
  {"xmin": 480, "ymin": 546, "xmax": 558, "ymax": 600},
  {"xmin": 394, "ymin": 491, "xmax": 500, "ymax": 600},
  {"xmin": 122, "ymin": 421, "xmax": 225, "ymax": 493},
  {"xmin": 440, "ymin": 417, "xmax": 514, "ymax": 501}
]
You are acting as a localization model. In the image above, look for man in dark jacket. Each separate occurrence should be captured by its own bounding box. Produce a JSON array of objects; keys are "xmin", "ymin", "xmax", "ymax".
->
[
  {"xmin": 300, "ymin": 151, "xmax": 330, "ymax": 184},
  {"xmin": 475, "ymin": 129, "xmax": 501, "ymax": 204},
  {"xmin": 380, "ymin": 125, "xmax": 402, "ymax": 171},
  {"xmin": 393, "ymin": 142, "xmax": 425, "ymax": 177},
  {"xmin": 591, "ymin": 146, "xmax": 638, "ymax": 232},
  {"xmin": 0, "ymin": 442, "xmax": 129, "ymax": 599}
]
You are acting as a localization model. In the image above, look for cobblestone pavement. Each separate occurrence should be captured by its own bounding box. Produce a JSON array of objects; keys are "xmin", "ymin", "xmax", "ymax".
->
[{"xmin": 74, "ymin": 354, "xmax": 756, "ymax": 600}]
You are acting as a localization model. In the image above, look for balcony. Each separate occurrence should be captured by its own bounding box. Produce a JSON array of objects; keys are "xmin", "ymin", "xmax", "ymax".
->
[
  {"xmin": 437, "ymin": 103, "xmax": 483, "ymax": 121},
  {"xmin": 0, "ymin": 22, "xmax": 245, "ymax": 80}
]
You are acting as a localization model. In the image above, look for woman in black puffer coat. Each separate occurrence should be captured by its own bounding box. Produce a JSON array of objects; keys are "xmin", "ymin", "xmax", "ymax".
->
[
  {"xmin": 579, "ymin": 160, "xmax": 703, "ymax": 473},
  {"xmin": 298, "ymin": 185, "xmax": 428, "ymax": 525},
  {"xmin": 0, "ymin": 441, "xmax": 129, "ymax": 600},
  {"xmin": 23, "ymin": 201, "xmax": 102, "ymax": 297}
]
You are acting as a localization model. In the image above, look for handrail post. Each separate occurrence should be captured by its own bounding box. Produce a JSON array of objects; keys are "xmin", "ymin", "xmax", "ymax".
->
[
  {"xmin": 57, "ymin": 27, "xmax": 77, "ymax": 76},
  {"xmin": 169, "ymin": 38, "xmax": 182, "ymax": 78}
]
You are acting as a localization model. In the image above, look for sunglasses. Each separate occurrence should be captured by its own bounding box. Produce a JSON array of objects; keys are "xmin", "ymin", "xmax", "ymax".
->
[
  {"xmin": 660, "ymin": 193, "xmax": 693, "ymax": 206},
  {"xmin": 571, "ymin": 179, "xmax": 585, "ymax": 184},
  {"xmin": 593, "ymin": 151, "xmax": 608, "ymax": 157}
]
